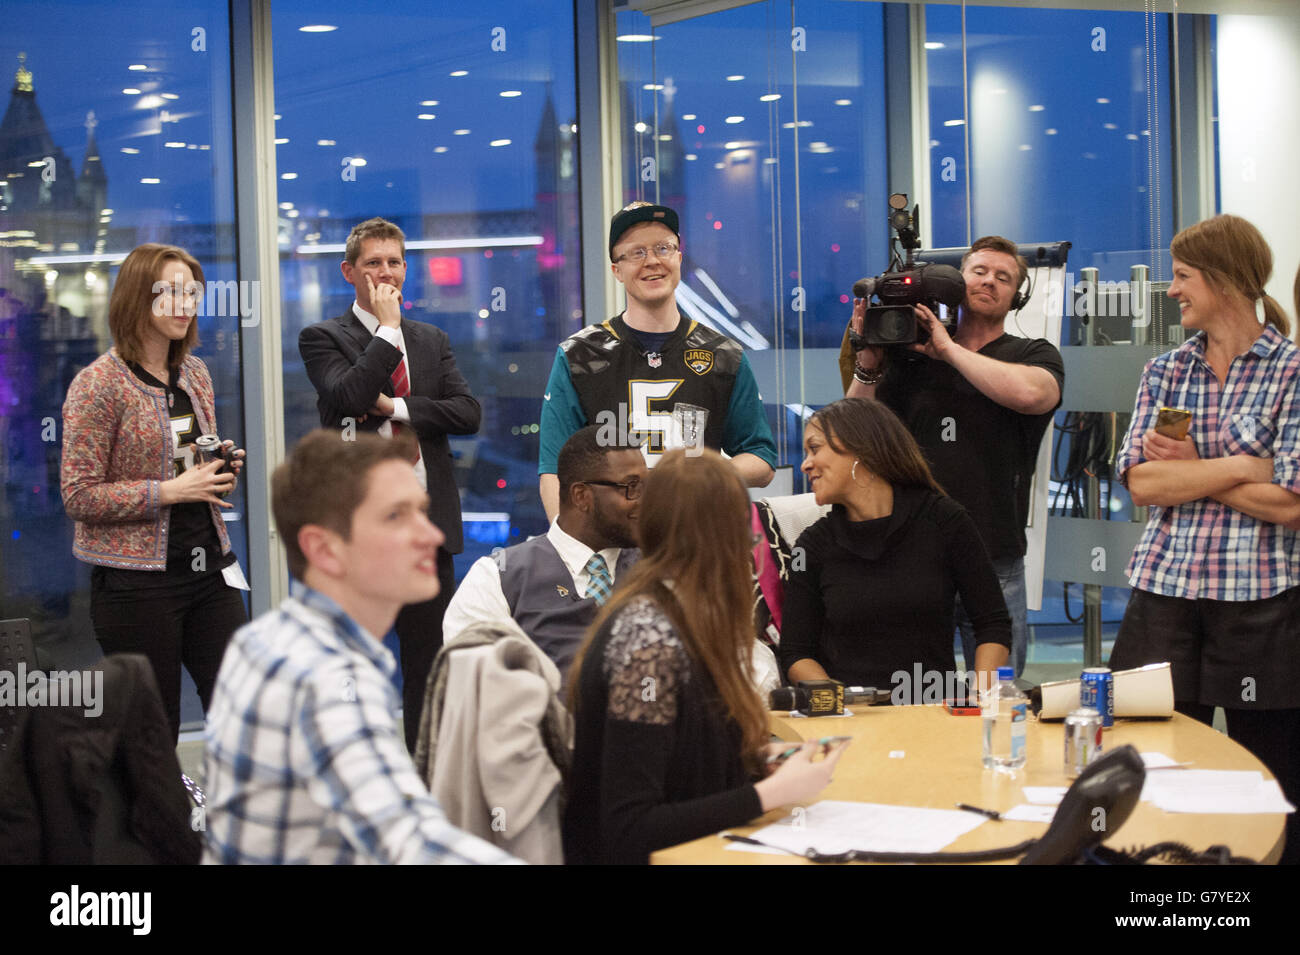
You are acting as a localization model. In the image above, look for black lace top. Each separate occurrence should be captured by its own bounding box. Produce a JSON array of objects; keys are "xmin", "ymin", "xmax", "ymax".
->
[{"xmin": 562, "ymin": 594, "xmax": 764, "ymax": 864}]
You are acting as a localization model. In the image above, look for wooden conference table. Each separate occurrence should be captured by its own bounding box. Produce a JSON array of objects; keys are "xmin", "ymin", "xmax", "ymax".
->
[{"xmin": 651, "ymin": 706, "xmax": 1286, "ymax": 864}]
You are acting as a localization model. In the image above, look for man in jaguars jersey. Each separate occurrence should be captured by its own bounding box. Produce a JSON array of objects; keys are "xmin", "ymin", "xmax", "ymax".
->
[{"xmin": 538, "ymin": 202, "xmax": 776, "ymax": 520}]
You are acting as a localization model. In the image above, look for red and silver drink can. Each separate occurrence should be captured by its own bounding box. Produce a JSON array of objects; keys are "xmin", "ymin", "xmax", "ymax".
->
[
  {"xmin": 1064, "ymin": 707, "xmax": 1104, "ymax": 776},
  {"xmin": 1080, "ymin": 667, "xmax": 1114, "ymax": 728}
]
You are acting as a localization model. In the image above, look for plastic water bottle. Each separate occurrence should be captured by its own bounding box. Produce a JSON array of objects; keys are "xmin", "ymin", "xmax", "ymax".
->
[{"xmin": 982, "ymin": 666, "xmax": 1027, "ymax": 771}]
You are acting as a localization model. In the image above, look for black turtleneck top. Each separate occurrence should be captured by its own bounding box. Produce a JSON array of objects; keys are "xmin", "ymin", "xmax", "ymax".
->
[{"xmin": 778, "ymin": 486, "xmax": 1011, "ymax": 691}]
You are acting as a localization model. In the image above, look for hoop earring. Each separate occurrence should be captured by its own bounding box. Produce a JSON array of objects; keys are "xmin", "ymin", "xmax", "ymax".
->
[{"xmin": 852, "ymin": 460, "xmax": 864, "ymax": 486}]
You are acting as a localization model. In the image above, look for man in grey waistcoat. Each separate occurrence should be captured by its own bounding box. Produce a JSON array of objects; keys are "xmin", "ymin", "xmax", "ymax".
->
[{"xmin": 442, "ymin": 426, "xmax": 644, "ymax": 684}]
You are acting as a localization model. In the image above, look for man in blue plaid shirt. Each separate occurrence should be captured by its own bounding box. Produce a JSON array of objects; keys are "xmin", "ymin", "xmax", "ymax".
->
[{"xmin": 203, "ymin": 430, "xmax": 518, "ymax": 864}]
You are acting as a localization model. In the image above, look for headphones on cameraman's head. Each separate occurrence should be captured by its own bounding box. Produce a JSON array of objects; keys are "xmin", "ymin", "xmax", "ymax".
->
[{"xmin": 1010, "ymin": 267, "xmax": 1032, "ymax": 312}]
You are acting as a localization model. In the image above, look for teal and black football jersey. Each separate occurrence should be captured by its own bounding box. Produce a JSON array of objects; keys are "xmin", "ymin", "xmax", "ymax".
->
[{"xmin": 538, "ymin": 313, "xmax": 776, "ymax": 472}]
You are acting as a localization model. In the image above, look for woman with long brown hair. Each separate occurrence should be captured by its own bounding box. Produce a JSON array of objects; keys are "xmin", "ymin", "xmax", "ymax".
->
[
  {"xmin": 1111, "ymin": 214, "xmax": 1300, "ymax": 863},
  {"xmin": 61, "ymin": 243, "xmax": 247, "ymax": 742},
  {"xmin": 563, "ymin": 449, "xmax": 842, "ymax": 865},
  {"xmin": 780, "ymin": 398, "xmax": 1011, "ymax": 697}
]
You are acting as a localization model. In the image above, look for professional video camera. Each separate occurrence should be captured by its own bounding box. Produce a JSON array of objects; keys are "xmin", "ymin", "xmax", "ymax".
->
[{"xmin": 849, "ymin": 194, "xmax": 965, "ymax": 347}]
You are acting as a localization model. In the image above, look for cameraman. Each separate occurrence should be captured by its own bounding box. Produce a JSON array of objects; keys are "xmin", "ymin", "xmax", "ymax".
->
[{"xmin": 845, "ymin": 236, "xmax": 1063, "ymax": 677}]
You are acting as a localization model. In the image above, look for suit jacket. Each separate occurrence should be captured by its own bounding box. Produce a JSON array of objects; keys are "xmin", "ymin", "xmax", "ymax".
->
[{"xmin": 298, "ymin": 308, "xmax": 480, "ymax": 553}]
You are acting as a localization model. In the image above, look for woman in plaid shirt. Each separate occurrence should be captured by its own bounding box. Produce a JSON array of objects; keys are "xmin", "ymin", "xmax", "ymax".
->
[{"xmin": 1111, "ymin": 215, "xmax": 1300, "ymax": 863}]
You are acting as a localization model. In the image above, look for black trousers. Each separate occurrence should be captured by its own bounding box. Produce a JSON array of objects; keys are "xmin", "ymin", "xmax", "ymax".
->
[
  {"xmin": 395, "ymin": 548, "xmax": 455, "ymax": 754},
  {"xmin": 91, "ymin": 569, "xmax": 247, "ymax": 743}
]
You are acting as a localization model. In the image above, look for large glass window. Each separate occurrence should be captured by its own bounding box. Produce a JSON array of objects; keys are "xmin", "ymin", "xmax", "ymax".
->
[
  {"xmin": 925, "ymin": 4, "xmax": 1176, "ymax": 286},
  {"xmin": 0, "ymin": 2, "xmax": 243, "ymax": 725},
  {"xmin": 615, "ymin": 0, "xmax": 890, "ymax": 469},
  {"xmin": 271, "ymin": 0, "xmax": 581, "ymax": 571}
]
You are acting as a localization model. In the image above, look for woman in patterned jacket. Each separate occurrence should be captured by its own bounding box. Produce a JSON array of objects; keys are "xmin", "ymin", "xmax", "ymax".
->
[
  {"xmin": 61, "ymin": 244, "xmax": 247, "ymax": 742},
  {"xmin": 563, "ymin": 449, "xmax": 845, "ymax": 864}
]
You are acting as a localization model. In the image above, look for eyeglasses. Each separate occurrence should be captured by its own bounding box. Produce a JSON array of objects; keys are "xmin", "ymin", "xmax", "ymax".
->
[
  {"xmin": 583, "ymin": 477, "xmax": 644, "ymax": 501},
  {"xmin": 612, "ymin": 242, "xmax": 680, "ymax": 264}
]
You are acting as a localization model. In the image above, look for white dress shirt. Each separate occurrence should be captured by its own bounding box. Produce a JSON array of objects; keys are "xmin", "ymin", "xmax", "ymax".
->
[
  {"xmin": 352, "ymin": 302, "xmax": 427, "ymax": 491},
  {"xmin": 443, "ymin": 521, "xmax": 625, "ymax": 645}
]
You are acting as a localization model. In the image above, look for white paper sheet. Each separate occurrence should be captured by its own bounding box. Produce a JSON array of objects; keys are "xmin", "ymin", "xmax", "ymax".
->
[
  {"xmin": 1002, "ymin": 804, "xmax": 1057, "ymax": 823},
  {"xmin": 724, "ymin": 800, "xmax": 986, "ymax": 856},
  {"xmin": 1141, "ymin": 770, "xmax": 1295, "ymax": 814},
  {"xmin": 1022, "ymin": 786, "xmax": 1068, "ymax": 805}
]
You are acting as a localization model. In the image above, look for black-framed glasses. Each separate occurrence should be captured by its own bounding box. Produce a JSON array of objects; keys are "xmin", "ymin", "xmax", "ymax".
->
[
  {"xmin": 612, "ymin": 242, "xmax": 680, "ymax": 264},
  {"xmin": 583, "ymin": 477, "xmax": 644, "ymax": 501}
]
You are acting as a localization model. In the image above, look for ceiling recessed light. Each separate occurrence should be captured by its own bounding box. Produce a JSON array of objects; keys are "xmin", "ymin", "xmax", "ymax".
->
[
  {"xmin": 658, "ymin": 134, "xmax": 673, "ymax": 141},
  {"xmin": 450, "ymin": 70, "xmax": 468, "ymax": 77},
  {"xmin": 725, "ymin": 115, "xmax": 744, "ymax": 124},
  {"xmin": 122, "ymin": 88, "xmax": 141, "ymax": 95},
  {"xmin": 161, "ymin": 92, "xmax": 179, "ymax": 100},
  {"xmin": 499, "ymin": 90, "xmax": 522, "ymax": 98},
  {"xmin": 1126, "ymin": 133, "xmax": 1139, "ymax": 141},
  {"xmin": 943, "ymin": 119, "xmax": 965, "ymax": 127},
  {"xmin": 434, "ymin": 146, "xmax": 448, "ymax": 153},
  {"xmin": 616, "ymin": 34, "xmax": 658, "ymax": 42},
  {"xmin": 164, "ymin": 141, "xmax": 186, "ymax": 148},
  {"xmin": 420, "ymin": 100, "xmax": 439, "ymax": 107},
  {"xmin": 642, "ymin": 83, "xmax": 664, "ymax": 91},
  {"xmin": 453, "ymin": 129, "xmax": 470, "ymax": 136},
  {"xmin": 781, "ymin": 120, "xmax": 813, "ymax": 129},
  {"xmin": 1103, "ymin": 122, "xmax": 1117, "ymax": 130},
  {"xmin": 760, "ymin": 93, "xmax": 781, "ymax": 102},
  {"xmin": 489, "ymin": 139, "xmax": 512, "ymax": 147},
  {"xmin": 275, "ymin": 137, "xmax": 289, "ymax": 144},
  {"xmin": 128, "ymin": 64, "xmax": 147, "ymax": 71},
  {"xmin": 1096, "ymin": 97, "xmax": 1110, "ymax": 104},
  {"xmin": 280, "ymin": 172, "xmax": 298, "ymax": 180},
  {"xmin": 764, "ymin": 157, "xmax": 777, "ymax": 164},
  {"xmin": 299, "ymin": 25, "xmax": 337, "ymax": 32},
  {"xmin": 1045, "ymin": 128, "xmax": 1058, "ymax": 135},
  {"xmin": 417, "ymin": 113, "xmax": 436, "ymax": 120},
  {"xmin": 349, "ymin": 157, "xmax": 367, "ymax": 166},
  {"xmin": 685, "ymin": 154, "xmax": 697, "ymax": 160},
  {"xmin": 925, "ymin": 41, "xmax": 945, "ymax": 50},
  {"xmin": 120, "ymin": 147, "xmax": 140, "ymax": 155},
  {"xmin": 140, "ymin": 177, "xmax": 160, "ymax": 184},
  {"xmin": 279, "ymin": 201, "xmax": 294, "ymax": 210},
  {"xmin": 634, "ymin": 122, "xmax": 648, "ymax": 133},
  {"xmin": 726, "ymin": 75, "xmax": 744, "ymax": 81},
  {"xmin": 316, "ymin": 139, "xmax": 335, "ymax": 146},
  {"xmin": 682, "ymin": 113, "xmax": 696, "ymax": 121},
  {"xmin": 1028, "ymin": 104, "xmax": 1045, "ymax": 112},
  {"xmin": 834, "ymin": 99, "xmax": 851, "ymax": 106}
]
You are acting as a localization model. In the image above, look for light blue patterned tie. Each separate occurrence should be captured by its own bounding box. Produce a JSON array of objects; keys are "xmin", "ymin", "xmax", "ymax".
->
[{"xmin": 584, "ymin": 553, "xmax": 613, "ymax": 606}]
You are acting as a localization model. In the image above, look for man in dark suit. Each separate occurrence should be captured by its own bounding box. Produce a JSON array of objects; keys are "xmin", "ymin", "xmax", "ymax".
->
[{"xmin": 298, "ymin": 217, "xmax": 480, "ymax": 751}]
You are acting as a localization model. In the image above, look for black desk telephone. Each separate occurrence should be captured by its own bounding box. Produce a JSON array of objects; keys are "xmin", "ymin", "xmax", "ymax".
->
[{"xmin": 1020, "ymin": 744, "xmax": 1146, "ymax": 864}]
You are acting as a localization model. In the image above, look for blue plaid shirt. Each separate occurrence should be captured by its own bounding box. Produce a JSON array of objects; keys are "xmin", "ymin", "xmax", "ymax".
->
[
  {"xmin": 1116, "ymin": 324, "xmax": 1300, "ymax": 600},
  {"xmin": 203, "ymin": 583, "xmax": 519, "ymax": 864}
]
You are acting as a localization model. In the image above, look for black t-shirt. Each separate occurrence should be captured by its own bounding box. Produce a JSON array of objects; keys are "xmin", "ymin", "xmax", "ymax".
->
[
  {"xmin": 877, "ymin": 334, "xmax": 1064, "ymax": 560},
  {"xmin": 96, "ymin": 364, "xmax": 230, "ymax": 591},
  {"xmin": 778, "ymin": 488, "xmax": 1012, "ymax": 690}
]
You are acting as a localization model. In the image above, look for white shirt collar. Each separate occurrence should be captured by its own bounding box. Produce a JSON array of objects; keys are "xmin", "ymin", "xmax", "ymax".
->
[
  {"xmin": 352, "ymin": 301, "xmax": 380, "ymax": 334},
  {"xmin": 547, "ymin": 519, "xmax": 623, "ymax": 584}
]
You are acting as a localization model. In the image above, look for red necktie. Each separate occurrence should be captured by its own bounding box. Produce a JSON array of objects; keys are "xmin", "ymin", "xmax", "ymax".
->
[
  {"xmin": 389, "ymin": 348, "xmax": 414, "ymax": 456},
  {"xmin": 391, "ymin": 348, "xmax": 410, "ymax": 399}
]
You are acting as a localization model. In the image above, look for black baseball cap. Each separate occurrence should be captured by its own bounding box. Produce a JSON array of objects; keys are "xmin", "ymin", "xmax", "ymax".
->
[{"xmin": 608, "ymin": 204, "xmax": 680, "ymax": 258}]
